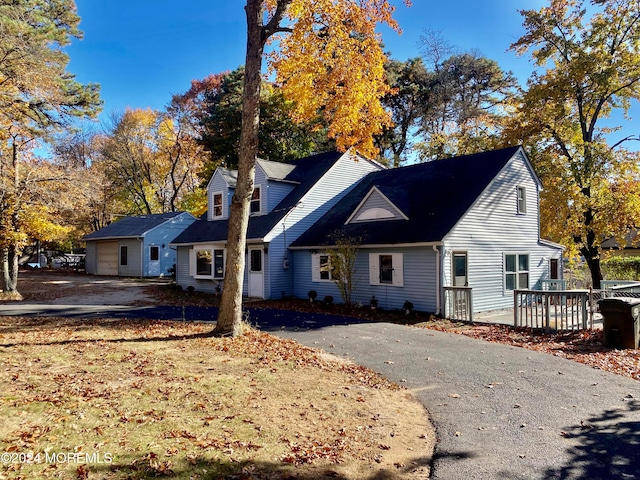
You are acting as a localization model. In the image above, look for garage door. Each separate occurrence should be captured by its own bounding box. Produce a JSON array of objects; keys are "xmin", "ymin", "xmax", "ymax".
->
[{"xmin": 96, "ymin": 241, "xmax": 118, "ymax": 276}]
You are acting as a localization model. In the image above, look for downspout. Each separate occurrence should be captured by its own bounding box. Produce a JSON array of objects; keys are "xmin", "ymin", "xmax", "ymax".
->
[{"xmin": 433, "ymin": 244, "xmax": 441, "ymax": 315}]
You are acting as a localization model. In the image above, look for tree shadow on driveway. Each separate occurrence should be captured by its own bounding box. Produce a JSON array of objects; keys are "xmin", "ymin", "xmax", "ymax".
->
[{"xmin": 541, "ymin": 398, "xmax": 640, "ymax": 479}]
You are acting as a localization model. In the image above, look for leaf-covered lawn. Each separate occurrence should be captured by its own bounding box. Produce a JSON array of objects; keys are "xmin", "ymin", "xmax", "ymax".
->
[{"xmin": 0, "ymin": 317, "xmax": 433, "ymax": 480}]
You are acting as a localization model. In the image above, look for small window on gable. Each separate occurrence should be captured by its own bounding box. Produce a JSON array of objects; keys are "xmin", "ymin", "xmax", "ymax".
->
[
  {"xmin": 250, "ymin": 186, "xmax": 261, "ymax": 214},
  {"xmin": 517, "ymin": 186, "xmax": 527, "ymax": 214},
  {"xmin": 213, "ymin": 192, "xmax": 223, "ymax": 218},
  {"xmin": 355, "ymin": 207, "xmax": 395, "ymax": 222}
]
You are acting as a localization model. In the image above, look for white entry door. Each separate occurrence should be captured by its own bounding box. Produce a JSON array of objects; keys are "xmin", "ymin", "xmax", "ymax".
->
[{"xmin": 248, "ymin": 247, "xmax": 264, "ymax": 298}]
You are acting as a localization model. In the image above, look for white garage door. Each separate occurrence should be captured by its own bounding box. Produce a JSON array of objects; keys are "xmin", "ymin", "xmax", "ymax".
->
[{"xmin": 96, "ymin": 241, "xmax": 118, "ymax": 276}]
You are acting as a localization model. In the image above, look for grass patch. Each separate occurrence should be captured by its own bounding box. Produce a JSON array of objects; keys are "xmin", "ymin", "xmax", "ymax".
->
[{"xmin": 0, "ymin": 317, "xmax": 433, "ymax": 479}]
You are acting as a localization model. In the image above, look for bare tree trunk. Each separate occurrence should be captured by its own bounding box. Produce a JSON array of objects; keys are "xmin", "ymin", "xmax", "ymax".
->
[
  {"xmin": 212, "ymin": 0, "xmax": 265, "ymax": 336},
  {"xmin": 1, "ymin": 246, "xmax": 20, "ymax": 296}
]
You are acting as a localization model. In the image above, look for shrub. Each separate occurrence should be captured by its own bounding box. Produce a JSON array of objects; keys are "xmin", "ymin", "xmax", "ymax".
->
[{"xmin": 308, "ymin": 290, "xmax": 318, "ymax": 302}]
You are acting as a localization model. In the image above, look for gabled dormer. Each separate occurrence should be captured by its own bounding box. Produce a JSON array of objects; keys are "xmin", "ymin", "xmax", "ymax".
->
[
  {"xmin": 345, "ymin": 186, "xmax": 408, "ymax": 224},
  {"xmin": 207, "ymin": 167, "xmax": 236, "ymax": 221},
  {"xmin": 206, "ymin": 159, "xmax": 301, "ymax": 220}
]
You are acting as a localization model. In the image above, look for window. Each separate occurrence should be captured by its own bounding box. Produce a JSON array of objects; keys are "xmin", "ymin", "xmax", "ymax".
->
[
  {"xmin": 213, "ymin": 192, "xmax": 223, "ymax": 218},
  {"xmin": 379, "ymin": 254, "xmax": 393, "ymax": 284},
  {"xmin": 120, "ymin": 246, "xmax": 128, "ymax": 266},
  {"xmin": 192, "ymin": 247, "xmax": 225, "ymax": 279},
  {"xmin": 150, "ymin": 246, "xmax": 159, "ymax": 261},
  {"xmin": 369, "ymin": 253, "xmax": 404, "ymax": 287},
  {"xmin": 213, "ymin": 249, "xmax": 224, "ymax": 279},
  {"xmin": 517, "ymin": 186, "xmax": 527, "ymax": 214},
  {"xmin": 312, "ymin": 253, "xmax": 333, "ymax": 282},
  {"xmin": 250, "ymin": 186, "xmax": 261, "ymax": 214},
  {"xmin": 453, "ymin": 252, "xmax": 468, "ymax": 286},
  {"xmin": 505, "ymin": 253, "xmax": 529, "ymax": 290}
]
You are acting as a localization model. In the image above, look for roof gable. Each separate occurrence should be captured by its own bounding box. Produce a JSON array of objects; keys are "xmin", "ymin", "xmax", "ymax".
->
[
  {"xmin": 346, "ymin": 186, "xmax": 408, "ymax": 223},
  {"xmin": 172, "ymin": 151, "xmax": 347, "ymax": 244},
  {"xmin": 292, "ymin": 146, "xmax": 526, "ymax": 247}
]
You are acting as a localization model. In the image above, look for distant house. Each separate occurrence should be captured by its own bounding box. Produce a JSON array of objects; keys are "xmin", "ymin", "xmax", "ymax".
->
[
  {"xmin": 290, "ymin": 146, "xmax": 564, "ymax": 313},
  {"xmin": 84, "ymin": 212, "xmax": 196, "ymax": 277},
  {"xmin": 170, "ymin": 151, "xmax": 383, "ymax": 298},
  {"xmin": 601, "ymin": 231, "xmax": 640, "ymax": 257}
]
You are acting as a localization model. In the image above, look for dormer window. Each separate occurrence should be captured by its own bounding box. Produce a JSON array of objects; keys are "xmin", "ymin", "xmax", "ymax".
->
[
  {"xmin": 250, "ymin": 186, "xmax": 261, "ymax": 214},
  {"xmin": 213, "ymin": 192, "xmax": 223, "ymax": 218}
]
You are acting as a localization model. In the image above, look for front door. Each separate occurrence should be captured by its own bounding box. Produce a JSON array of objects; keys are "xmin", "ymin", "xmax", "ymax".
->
[
  {"xmin": 453, "ymin": 252, "xmax": 468, "ymax": 286},
  {"xmin": 248, "ymin": 247, "xmax": 264, "ymax": 298}
]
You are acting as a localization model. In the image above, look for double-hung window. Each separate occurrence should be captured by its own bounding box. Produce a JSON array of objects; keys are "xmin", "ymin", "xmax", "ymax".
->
[
  {"xmin": 505, "ymin": 253, "xmax": 529, "ymax": 290},
  {"xmin": 212, "ymin": 192, "xmax": 223, "ymax": 218},
  {"xmin": 369, "ymin": 253, "xmax": 404, "ymax": 287},
  {"xmin": 517, "ymin": 186, "xmax": 527, "ymax": 214},
  {"xmin": 250, "ymin": 186, "xmax": 261, "ymax": 214}
]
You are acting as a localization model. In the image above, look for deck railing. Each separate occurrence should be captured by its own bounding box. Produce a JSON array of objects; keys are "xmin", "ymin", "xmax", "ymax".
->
[
  {"xmin": 514, "ymin": 289, "xmax": 590, "ymax": 331},
  {"xmin": 444, "ymin": 286, "xmax": 473, "ymax": 322}
]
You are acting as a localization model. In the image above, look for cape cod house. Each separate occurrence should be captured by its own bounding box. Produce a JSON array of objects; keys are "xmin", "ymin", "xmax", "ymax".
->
[
  {"xmin": 170, "ymin": 151, "xmax": 383, "ymax": 298},
  {"xmin": 84, "ymin": 212, "xmax": 196, "ymax": 277},
  {"xmin": 289, "ymin": 146, "xmax": 564, "ymax": 314}
]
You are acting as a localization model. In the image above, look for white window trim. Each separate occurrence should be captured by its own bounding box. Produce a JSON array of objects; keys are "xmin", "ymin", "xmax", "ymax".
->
[
  {"xmin": 190, "ymin": 245, "xmax": 226, "ymax": 280},
  {"xmin": 311, "ymin": 253, "xmax": 334, "ymax": 282},
  {"xmin": 212, "ymin": 191, "xmax": 224, "ymax": 219},
  {"xmin": 369, "ymin": 253, "xmax": 404, "ymax": 287},
  {"xmin": 504, "ymin": 252, "xmax": 529, "ymax": 291}
]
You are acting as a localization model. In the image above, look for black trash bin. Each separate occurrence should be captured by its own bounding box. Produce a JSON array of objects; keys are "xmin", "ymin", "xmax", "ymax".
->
[{"xmin": 598, "ymin": 297, "xmax": 640, "ymax": 349}]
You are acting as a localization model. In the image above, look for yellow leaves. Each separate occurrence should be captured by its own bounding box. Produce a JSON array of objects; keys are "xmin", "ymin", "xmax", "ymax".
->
[{"xmin": 265, "ymin": 0, "xmax": 405, "ymax": 157}]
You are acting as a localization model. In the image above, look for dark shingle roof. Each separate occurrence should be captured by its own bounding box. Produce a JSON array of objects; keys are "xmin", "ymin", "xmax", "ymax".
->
[
  {"xmin": 292, "ymin": 146, "xmax": 524, "ymax": 247},
  {"xmin": 171, "ymin": 151, "xmax": 344, "ymax": 244},
  {"xmin": 83, "ymin": 212, "xmax": 188, "ymax": 240}
]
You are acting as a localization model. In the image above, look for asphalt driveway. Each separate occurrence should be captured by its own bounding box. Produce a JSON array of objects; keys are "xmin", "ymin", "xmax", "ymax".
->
[{"xmin": 2, "ymin": 274, "xmax": 639, "ymax": 479}]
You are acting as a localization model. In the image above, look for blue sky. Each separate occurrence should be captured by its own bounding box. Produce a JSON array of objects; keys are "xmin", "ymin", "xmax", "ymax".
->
[{"xmin": 67, "ymin": 1, "xmax": 549, "ymax": 119}]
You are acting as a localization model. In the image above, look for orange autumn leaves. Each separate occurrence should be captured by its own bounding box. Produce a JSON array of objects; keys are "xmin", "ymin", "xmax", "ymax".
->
[{"xmin": 265, "ymin": 0, "xmax": 411, "ymax": 157}]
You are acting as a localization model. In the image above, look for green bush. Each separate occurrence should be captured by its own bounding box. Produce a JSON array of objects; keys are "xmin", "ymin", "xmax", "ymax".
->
[{"xmin": 602, "ymin": 256, "xmax": 640, "ymax": 281}]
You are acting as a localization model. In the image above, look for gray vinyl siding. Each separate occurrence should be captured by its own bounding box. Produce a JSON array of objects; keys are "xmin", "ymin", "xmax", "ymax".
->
[
  {"xmin": 118, "ymin": 239, "xmax": 142, "ymax": 277},
  {"xmin": 175, "ymin": 246, "xmax": 224, "ymax": 294},
  {"xmin": 292, "ymin": 247, "xmax": 438, "ymax": 313},
  {"xmin": 142, "ymin": 214, "xmax": 194, "ymax": 276},
  {"xmin": 267, "ymin": 153, "xmax": 383, "ymax": 298},
  {"xmin": 443, "ymin": 151, "xmax": 563, "ymax": 312},
  {"xmin": 254, "ymin": 165, "xmax": 296, "ymax": 212}
]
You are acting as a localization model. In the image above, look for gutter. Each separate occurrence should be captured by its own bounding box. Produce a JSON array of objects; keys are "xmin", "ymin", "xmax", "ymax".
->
[{"xmin": 433, "ymin": 244, "xmax": 441, "ymax": 315}]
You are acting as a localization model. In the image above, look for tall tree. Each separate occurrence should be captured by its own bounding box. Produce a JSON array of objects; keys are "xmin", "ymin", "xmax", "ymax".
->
[
  {"xmin": 417, "ymin": 52, "xmax": 518, "ymax": 160},
  {"xmin": 377, "ymin": 57, "xmax": 429, "ymax": 167},
  {"xmin": 213, "ymin": 0, "xmax": 406, "ymax": 336},
  {"xmin": 98, "ymin": 108, "xmax": 205, "ymax": 216},
  {"xmin": 194, "ymin": 67, "xmax": 333, "ymax": 174},
  {"xmin": 0, "ymin": 0, "xmax": 101, "ymax": 296},
  {"xmin": 508, "ymin": 0, "xmax": 640, "ymax": 288}
]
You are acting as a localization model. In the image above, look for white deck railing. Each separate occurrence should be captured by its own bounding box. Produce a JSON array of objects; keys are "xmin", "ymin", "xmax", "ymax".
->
[
  {"xmin": 444, "ymin": 286, "xmax": 473, "ymax": 322},
  {"xmin": 514, "ymin": 289, "xmax": 590, "ymax": 331}
]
